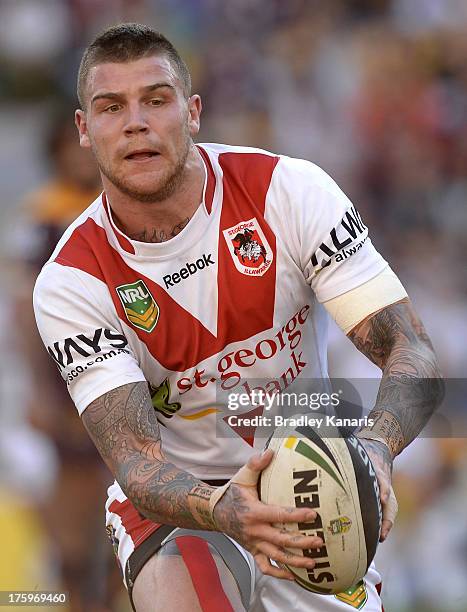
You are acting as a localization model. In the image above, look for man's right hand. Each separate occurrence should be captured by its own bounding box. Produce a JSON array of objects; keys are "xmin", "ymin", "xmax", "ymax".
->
[
  {"xmin": 82, "ymin": 381, "xmax": 322, "ymax": 578},
  {"xmin": 212, "ymin": 449, "xmax": 323, "ymax": 580}
]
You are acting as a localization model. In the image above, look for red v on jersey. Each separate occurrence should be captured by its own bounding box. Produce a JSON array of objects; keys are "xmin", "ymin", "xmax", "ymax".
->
[
  {"xmin": 215, "ymin": 152, "xmax": 278, "ymax": 350},
  {"xmin": 54, "ymin": 151, "xmax": 279, "ymax": 373}
]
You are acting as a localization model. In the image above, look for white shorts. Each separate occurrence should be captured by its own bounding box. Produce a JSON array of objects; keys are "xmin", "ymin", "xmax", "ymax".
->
[
  {"xmin": 106, "ymin": 482, "xmax": 383, "ymax": 611},
  {"xmin": 249, "ymin": 561, "xmax": 382, "ymax": 611}
]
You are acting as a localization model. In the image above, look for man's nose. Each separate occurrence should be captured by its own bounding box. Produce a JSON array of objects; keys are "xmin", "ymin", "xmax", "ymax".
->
[{"xmin": 123, "ymin": 105, "xmax": 150, "ymax": 135}]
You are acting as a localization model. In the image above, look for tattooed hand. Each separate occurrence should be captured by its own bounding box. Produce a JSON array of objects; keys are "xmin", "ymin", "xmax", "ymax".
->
[
  {"xmin": 357, "ymin": 438, "xmax": 394, "ymax": 542},
  {"xmin": 213, "ymin": 449, "xmax": 323, "ymax": 581}
]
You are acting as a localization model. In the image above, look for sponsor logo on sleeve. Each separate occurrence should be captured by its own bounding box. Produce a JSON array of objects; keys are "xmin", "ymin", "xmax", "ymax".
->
[
  {"xmin": 311, "ymin": 206, "xmax": 368, "ymax": 273},
  {"xmin": 116, "ymin": 279, "xmax": 159, "ymax": 332},
  {"xmin": 47, "ymin": 328, "xmax": 128, "ymax": 370},
  {"xmin": 46, "ymin": 328, "xmax": 130, "ymax": 384},
  {"xmin": 223, "ymin": 218, "xmax": 272, "ymax": 276}
]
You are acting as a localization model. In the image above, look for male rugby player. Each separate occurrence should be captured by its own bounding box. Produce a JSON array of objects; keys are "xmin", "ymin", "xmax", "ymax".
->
[{"xmin": 34, "ymin": 24, "xmax": 442, "ymax": 612}]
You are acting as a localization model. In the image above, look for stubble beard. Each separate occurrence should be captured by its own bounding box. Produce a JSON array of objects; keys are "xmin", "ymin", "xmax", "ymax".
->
[{"xmin": 96, "ymin": 136, "xmax": 191, "ymax": 204}]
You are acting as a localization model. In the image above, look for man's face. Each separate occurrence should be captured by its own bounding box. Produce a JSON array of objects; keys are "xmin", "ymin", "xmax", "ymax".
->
[{"xmin": 75, "ymin": 54, "xmax": 201, "ymax": 202}]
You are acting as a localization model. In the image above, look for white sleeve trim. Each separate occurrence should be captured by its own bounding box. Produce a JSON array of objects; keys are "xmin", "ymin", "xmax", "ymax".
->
[
  {"xmin": 77, "ymin": 370, "xmax": 148, "ymax": 416},
  {"xmin": 322, "ymin": 266, "xmax": 408, "ymax": 334}
]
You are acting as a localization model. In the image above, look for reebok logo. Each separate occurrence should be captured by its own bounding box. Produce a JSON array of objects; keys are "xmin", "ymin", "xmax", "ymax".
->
[{"xmin": 163, "ymin": 254, "xmax": 214, "ymax": 289}]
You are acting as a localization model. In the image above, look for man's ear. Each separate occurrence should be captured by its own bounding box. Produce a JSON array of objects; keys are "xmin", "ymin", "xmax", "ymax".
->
[
  {"xmin": 187, "ymin": 94, "xmax": 202, "ymax": 136},
  {"xmin": 75, "ymin": 109, "xmax": 91, "ymax": 148}
]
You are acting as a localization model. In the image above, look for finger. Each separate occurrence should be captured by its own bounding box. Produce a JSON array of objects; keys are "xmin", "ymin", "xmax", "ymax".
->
[
  {"xmin": 246, "ymin": 449, "xmax": 274, "ymax": 472},
  {"xmin": 258, "ymin": 541, "xmax": 316, "ymax": 571},
  {"xmin": 380, "ymin": 486, "xmax": 398, "ymax": 541},
  {"xmin": 371, "ymin": 465, "xmax": 390, "ymax": 502},
  {"xmin": 253, "ymin": 503, "xmax": 316, "ymax": 525},
  {"xmin": 379, "ymin": 482, "xmax": 390, "ymax": 506},
  {"xmin": 258, "ymin": 526, "xmax": 323, "ymax": 551},
  {"xmin": 383, "ymin": 486, "xmax": 398, "ymax": 523},
  {"xmin": 380, "ymin": 519, "xmax": 393, "ymax": 542},
  {"xmin": 254, "ymin": 553, "xmax": 295, "ymax": 581},
  {"xmin": 279, "ymin": 532, "xmax": 323, "ymax": 550},
  {"xmin": 227, "ymin": 455, "xmax": 271, "ymax": 492},
  {"xmin": 228, "ymin": 450, "xmax": 275, "ymax": 492}
]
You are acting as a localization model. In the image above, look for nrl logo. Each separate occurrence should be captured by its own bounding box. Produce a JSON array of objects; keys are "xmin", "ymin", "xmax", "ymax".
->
[
  {"xmin": 116, "ymin": 280, "xmax": 159, "ymax": 333},
  {"xmin": 327, "ymin": 516, "xmax": 352, "ymax": 536},
  {"xmin": 223, "ymin": 217, "xmax": 273, "ymax": 276},
  {"xmin": 335, "ymin": 580, "xmax": 367, "ymax": 609}
]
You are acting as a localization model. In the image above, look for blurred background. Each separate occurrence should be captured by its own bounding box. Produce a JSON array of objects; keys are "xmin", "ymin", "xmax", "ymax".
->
[{"xmin": 0, "ymin": 1, "xmax": 466, "ymax": 611}]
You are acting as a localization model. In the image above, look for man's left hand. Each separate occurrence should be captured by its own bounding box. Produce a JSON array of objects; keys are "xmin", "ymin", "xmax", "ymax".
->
[{"xmin": 358, "ymin": 438, "xmax": 397, "ymax": 542}]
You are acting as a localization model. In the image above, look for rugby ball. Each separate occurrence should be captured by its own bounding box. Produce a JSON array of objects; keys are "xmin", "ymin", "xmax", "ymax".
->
[{"xmin": 259, "ymin": 420, "xmax": 381, "ymax": 594}]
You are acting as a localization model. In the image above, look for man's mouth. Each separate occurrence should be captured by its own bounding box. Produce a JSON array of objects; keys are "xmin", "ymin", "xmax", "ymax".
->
[{"xmin": 125, "ymin": 149, "xmax": 160, "ymax": 161}]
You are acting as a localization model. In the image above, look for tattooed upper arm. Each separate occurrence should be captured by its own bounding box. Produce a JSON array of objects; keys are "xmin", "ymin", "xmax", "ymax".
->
[
  {"xmin": 347, "ymin": 299, "xmax": 444, "ymax": 456},
  {"xmin": 347, "ymin": 298, "xmax": 439, "ymax": 376},
  {"xmin": 347, "ymin": 298, "xmax": 434, "ymax": 370},
  {"xmin": 81, "ymin": 382, "xmax": 163, "ymax": 486}
]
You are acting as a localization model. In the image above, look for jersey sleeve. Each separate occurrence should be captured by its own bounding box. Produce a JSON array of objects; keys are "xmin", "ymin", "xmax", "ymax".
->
[
  {"xmin": 273, "ymin": 156, "xmax": 388, "ymax": 302},
  {"xmin": 33, "ymin": 263, "xmax": 147, "ymax": 415}
]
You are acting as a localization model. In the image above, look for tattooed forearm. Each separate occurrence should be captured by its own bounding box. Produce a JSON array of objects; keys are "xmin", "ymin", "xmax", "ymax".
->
[
  {"xmin": 82, "ymin": 382, "xmax": 217, "ymax": 530},
  {"xmin": 348, "ymin": 300, "xmax": 444, "ymax": 457}
]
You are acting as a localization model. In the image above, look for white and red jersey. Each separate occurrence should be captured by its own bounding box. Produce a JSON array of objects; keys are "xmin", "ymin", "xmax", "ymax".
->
[{"xmin": 34, "ymin": 143, "xmax": 386, "ymax": 482}]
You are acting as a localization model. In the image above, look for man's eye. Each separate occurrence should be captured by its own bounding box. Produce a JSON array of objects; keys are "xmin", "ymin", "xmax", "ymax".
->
[
  {"xmin": 105, "ymin": 104, "xmax": 121, "ymax": 113},
  {"xmin": 149, "ymin": 98, "xmax": 163, "ymax": 106}
]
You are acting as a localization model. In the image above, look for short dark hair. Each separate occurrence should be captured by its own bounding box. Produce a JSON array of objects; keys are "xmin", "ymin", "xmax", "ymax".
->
[{"xmin": 77, "ymin": 23, "xmax": 191, "ymax": 108}]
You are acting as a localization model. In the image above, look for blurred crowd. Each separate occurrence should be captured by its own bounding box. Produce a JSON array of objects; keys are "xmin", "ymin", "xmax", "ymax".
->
[{"xmin": 0, "ymin": 1, "xmax": 466, "ymax": 611}]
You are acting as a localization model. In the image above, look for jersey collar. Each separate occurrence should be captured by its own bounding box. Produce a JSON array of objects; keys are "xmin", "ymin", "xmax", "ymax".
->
[
  {"xmin": 101, "ymin": 145, "xmax": 217, "ymax": 256},
  {"xmin": 102, "ymin": 192, "xmax": 136, "ymax": 254},
  {"xmin": 197, "ymin": 144, "xmax": 216, "ymax": 216}
]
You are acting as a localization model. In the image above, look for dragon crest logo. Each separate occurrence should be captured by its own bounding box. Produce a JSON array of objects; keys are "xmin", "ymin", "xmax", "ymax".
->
[{"xmin": 223, "ymin": 217, "xmax": 273, "ymax": 276}]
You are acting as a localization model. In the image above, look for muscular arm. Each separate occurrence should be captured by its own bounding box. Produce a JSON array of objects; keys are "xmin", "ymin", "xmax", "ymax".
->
[
  {"xmin": 347, "ymin": 299, "xmax": 443, "ymax": 540},
  {"xmin": 348, "ymin": 298, "xmax": 444, "ymax": 458},
  {"xmin": 81, "ymin": 381, "xmax": 217, "ymax": 530},
  {"xmin": 82, "ymin": 381, "xmax": 323, "ymax": 578}
]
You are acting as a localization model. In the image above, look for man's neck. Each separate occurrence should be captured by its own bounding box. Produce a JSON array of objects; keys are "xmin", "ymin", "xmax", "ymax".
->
[{"xmin": 103, "ymin": 144, "xmax": 205, "ymax": 243}]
